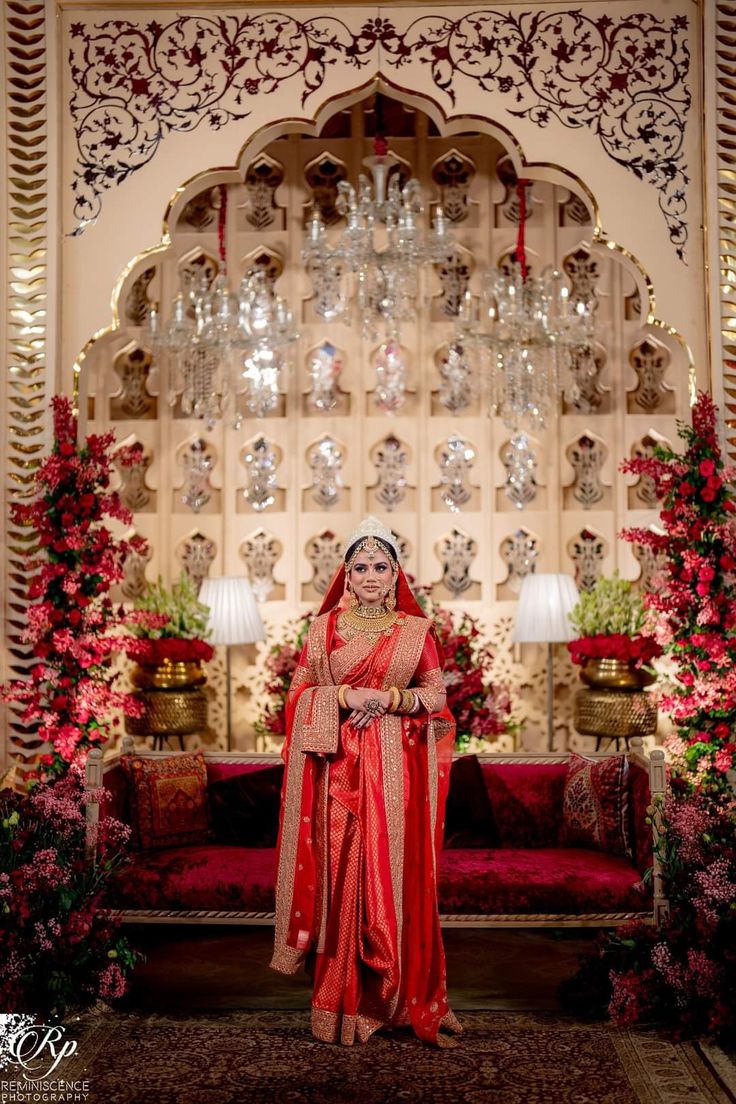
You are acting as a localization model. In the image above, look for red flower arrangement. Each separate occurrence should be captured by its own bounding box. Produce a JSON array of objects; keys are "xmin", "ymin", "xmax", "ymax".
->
[
  {"xmin": 0, "ymin": 764, "xmax": 141, "ymax": 1018},
  {"xmin": 1, "ymin": 396, "xmax": 150, "ymax": 780},
  {"xmin": 562, "ymin": 393, "xmax": 736, "ymax": 1041},
  {"xmin": 429, "ymin": 604, "xmax": 514, "ymax": 750},
  {"xmin": 568, "ymin": 633, "xmax": 663, "ymax": 667},
  {"xmin": 125, "ymin": 637, "xmax": 214, "ymax": 665}
]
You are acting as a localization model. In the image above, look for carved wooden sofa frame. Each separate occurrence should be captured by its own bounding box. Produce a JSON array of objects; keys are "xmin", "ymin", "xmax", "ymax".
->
[{"xmin": 84, "ymin": 736, "xmax": 668, "ymax": 929}]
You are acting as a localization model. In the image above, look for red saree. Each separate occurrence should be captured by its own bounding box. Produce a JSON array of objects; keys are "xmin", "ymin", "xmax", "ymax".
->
[{"xmin": 269, "ymin": 577, "xmax": 462, "ymax": 1048}]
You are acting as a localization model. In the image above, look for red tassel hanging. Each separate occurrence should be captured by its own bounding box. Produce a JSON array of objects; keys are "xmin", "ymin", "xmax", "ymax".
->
[
  {"xmin": 515, "ymin": 178, "xmax": 529, "ymax": 282},
  {"xmin": 217, "ymin": 183, "xmax": 228, "ymax": 273}
]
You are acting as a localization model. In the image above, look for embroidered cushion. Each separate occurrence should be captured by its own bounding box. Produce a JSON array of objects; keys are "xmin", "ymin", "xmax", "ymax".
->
[
  {"xmin": 444, "ymin": 755, "xmax": 498, "ymax": 848},
  {"xmin": 560, "ymin": 753, "xmax": 631, "ymax": 857},
  {"xmin": 122, "ymin": 751, "xmax": 213, "ymax": 851},
  {"xmin": 208, "ymin": 765, "xmax": 283, "ymax": 848}
]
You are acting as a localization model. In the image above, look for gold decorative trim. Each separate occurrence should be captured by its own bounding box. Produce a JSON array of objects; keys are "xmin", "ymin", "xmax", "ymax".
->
[
  {"xmin": 3, "ymin": 0, "xmax": 52, "ymax": 780},
  {"xmin": 710, "ymin": 1, "xmax": 736, "ymax": 453}
]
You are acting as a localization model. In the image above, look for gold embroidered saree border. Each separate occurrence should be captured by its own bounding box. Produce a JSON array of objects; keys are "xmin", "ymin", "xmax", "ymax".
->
[
  {"xmin": 270, "ymin": 690, "xmax": 311, "ymax": 977},
  {"xmin": 379, "ymin": 711, "xmax": 404, "ymax": 1020}
]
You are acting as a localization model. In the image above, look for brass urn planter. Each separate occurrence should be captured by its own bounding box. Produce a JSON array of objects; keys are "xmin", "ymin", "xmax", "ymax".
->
[
  {"xmin": 579, "ymin": 657, "xmax": 656, "ymax": 692},
  {"xmin": 574, "ymin": 657, "xmax": 658, "ymax": 749},
  {"xmin": 126, "ymin": 653, "xmax": 210, "ymax": 745}
]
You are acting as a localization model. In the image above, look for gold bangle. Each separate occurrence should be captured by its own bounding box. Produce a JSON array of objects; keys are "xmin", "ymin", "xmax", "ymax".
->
[
  {"xmin": 338, "ymin": 684, "xmax": 350, "ymax": 710},
  {"xmin": 400, "ymin": 689, "xmax": 415, "ymax": 712},
  {"xmin": 388, "ymin": 686, "xmax": 401, "ymax": 712}
]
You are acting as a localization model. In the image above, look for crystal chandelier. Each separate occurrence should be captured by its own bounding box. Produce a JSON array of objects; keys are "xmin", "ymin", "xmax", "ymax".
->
[
  {"xmin": 455, "ymin": 178, "xmax": 597, "ymax": 475},
  {"xmin": 302, "ymin": 97, "xmax": 454, "ymax": 412},
  {"xmin": 144, "ymin": 185, "xmax": 298, "ymax": 429}
]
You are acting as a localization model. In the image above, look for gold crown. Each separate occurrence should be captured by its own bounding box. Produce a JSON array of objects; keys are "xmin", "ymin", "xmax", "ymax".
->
[{"xmin": 344, "ymin": 515, "xmax": 399, "ymax": 562}]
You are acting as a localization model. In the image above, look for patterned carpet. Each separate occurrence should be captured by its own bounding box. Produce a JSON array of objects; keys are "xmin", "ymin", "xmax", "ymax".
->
[{"xmin": 30, "ymin": 1008, "xmax": 736, "ymax": 1104}]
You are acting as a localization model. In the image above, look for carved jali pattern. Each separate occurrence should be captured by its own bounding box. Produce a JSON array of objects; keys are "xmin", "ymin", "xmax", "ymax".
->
[
  {"xmin": 630, "ymin": 435, "xmax": 665, "ymax": 509},
  {"xmin": 567, "ymin": 435, "xmax": 606, "ymax": 509},
  {"xmin": 244, "ymin": 153, "xmax": 284, "ymax": 229},
  {"xmin": 306, "ymin": 530, "xmax": 343, "ymax": 596},
  {"xmin": 178, "ymin": 438, "xmax": 216, "ymax": 514},
  {"xmin": 68, "ymin": 12, "xmax": 690, "ymax": 255},
  {"xmin": 436, "ymin": 435, "xmax": 476, "ymax": 512},
  {"xmin": 436, "ymin": 528, "xmax": 478, "ymax": 598},
  {"xmin": 496, "ymin": 158, "xmax": 533, "ymax": 225},
  {"xmin": 241, "ymin": 436, "xmax": 280, "ymax": 512},
  {"xmin": 560, "ymin": 192, "xmax": 592, "ymax": 226},
  {"xmin": 304, "ymin": 153, "xmax": 348, "ymax": 226},
  {"xmin": 114, "ymin": 443, "xmax": 153, "ymax": 512},
  {"xmin": 240, "ymin": 529, "xmax": 282, "ymax": 602},
  {"xmin": 178, "ymin": 187, "xmax": 218, "ymax": 232},
  {"xmin": 124, "ymin": 266, "xmax": 156, "ymax": 326},
  {"xmin": 179, "ymin": 250, "xmax": 218, "ymax": 308},
  {"xmin": 110, "ymin": 344, "xmax": 156, "ymax": 420},
  {"xmin": 565, "ymin": 343, "xmax": 607, "ymax": 415},
  {"xmin": 502, "ymin": 435, "xmax": 538, "ymax": 511},
  {"xmin": 241, "ymin": 246, "xmax": 284, "ymax": 291},
  {"xmin": 307, "ymin": 436, "xmax": 345, "ymax": 509},
  {"xmin": 372, "ymin": 434, "xmax": 409, "ymax": 514},
  {"xmin": 177, "ymin": 531, "xmax": 217, "ymax": 593},
  {"xmin": 431, "ymin": 148, "xmax": 475, "ymax": 223},
  {"xmin": 633, "ymin": 541, "xmax": 667, "ymax": 593},
  {"xmin": 433, "ymin": 245, "xmax": 474, "ymax": 318},
  {"xmin": 628, "ymin": 337, "xmax": 673, "ymax": 413},
  {"xmin": 121, "ymin": 532, "xmax": 152, "ymax": 601},
  {"xmin": 568, "ymin": 528, "xmax": 607, "ymax": 593},
  {"xmin": 500, "ymin": 530, "xmax": 538, "ymax": 595},
  {"xmin": 562, "ymin": 245, "xmax": 600, "ymax": 314}
]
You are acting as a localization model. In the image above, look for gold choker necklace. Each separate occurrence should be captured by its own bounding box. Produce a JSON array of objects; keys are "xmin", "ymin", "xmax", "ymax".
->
[{"xmin": 341, "ymin": 607, "xmax": 398, "ymax": 633}]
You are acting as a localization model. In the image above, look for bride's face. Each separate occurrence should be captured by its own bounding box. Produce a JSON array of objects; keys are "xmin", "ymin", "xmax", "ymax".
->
[{"xmin": 349, "ymin": 550, "xmax": 394, "ymax": 607}]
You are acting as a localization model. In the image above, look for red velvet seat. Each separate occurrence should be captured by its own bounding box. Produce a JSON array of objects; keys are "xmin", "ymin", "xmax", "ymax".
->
[
  {"xmin": 438, "ymin": 847, "xmax": 650, "ymax": 915},
  {"xmin": 109, "ymin": 845, "xmax": 277, "ymax": 913}
]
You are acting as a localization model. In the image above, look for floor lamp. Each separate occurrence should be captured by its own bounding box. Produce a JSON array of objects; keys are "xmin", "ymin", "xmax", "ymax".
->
[
  {"xmin": 513, "ymin": 573, "xmax": 580, "ymax": 752},
  {"xmin": 199, "ymin": 577, "xmax": 266, "ymax": 750}
]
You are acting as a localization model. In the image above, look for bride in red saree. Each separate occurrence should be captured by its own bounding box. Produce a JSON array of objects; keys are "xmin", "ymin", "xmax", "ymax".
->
[{"xmin": 270, "ymin": 517, "xmax": 463, "ymax": 1048}]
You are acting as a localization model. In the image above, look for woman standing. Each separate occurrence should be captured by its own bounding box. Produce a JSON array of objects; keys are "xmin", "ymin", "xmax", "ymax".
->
[{"xmin": 270, "ymin": 517, "xmax": 463, "ymax": 1048}]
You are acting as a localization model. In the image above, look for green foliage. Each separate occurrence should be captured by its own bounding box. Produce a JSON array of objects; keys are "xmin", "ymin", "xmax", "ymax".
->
[
  {"xmin": 134, "ymin": 575, "xmax": 211, "ymax": 640},
  {"xmin": 568, "ymin": 571, "xmax": 645, "ymax": 638}
]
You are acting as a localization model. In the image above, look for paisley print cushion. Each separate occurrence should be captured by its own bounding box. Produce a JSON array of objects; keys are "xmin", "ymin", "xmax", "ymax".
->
[{"xmin": 560, "ymin": 753, "xmax": 631, "ymax": 857}]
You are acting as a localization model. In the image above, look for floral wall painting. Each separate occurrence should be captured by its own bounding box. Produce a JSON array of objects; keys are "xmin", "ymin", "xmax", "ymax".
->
[{"xmin": 67, "ymin": 10, "xmax": 691, "ymax": 255}]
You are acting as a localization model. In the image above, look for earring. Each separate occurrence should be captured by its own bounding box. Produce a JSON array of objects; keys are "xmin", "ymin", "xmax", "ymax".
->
[
  {"xmin": 385, "ymin": 581, "xmax": 397, "ymax": 612},
  {"xmin": 347, "ymin": 579, "xmax": 359, "ymax": 610}
]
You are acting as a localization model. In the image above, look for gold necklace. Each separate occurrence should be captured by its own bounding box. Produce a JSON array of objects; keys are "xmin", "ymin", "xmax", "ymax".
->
[{"xmin": 340, "ymin": 607, "xmax": 398, "ymax": 635}]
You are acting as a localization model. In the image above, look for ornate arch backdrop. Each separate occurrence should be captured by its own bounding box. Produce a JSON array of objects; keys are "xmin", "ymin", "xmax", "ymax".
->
[
  {"xmin": 3, "ymin": 0, "xmax": 723, "ymax": 773},
  {"xmin": 77, "ymin": 87, "xmax": 689, "ymax": 754}
]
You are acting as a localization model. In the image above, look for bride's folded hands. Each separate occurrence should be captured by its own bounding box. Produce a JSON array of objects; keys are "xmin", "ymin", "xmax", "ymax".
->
[{"xmin": 344, "ymin": 686, "xmax": 392, "ymax": 729}]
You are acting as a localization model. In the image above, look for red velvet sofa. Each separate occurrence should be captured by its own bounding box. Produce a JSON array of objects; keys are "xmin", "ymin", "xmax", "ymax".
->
[{"xmin": 84, "ymin": 735, "xmax": 667, "ymax": 928}]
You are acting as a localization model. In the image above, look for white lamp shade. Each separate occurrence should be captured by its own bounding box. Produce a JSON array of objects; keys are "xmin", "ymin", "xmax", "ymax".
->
[
  {"xmin": 512, "ymin": 573, "xmax": 580, "ymax": 644},
  {"xmin": 199, "ymin": 577, "xmax": 266, "ymax": 646}
]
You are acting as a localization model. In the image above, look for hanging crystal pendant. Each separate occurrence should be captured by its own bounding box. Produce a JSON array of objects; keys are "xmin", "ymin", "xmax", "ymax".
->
[
  {"xmin": 144, "ymin": 187, "xmax": 298, "ymax": 429},
  {"xmin": 302, "ymin": 134, "xmax": 454, "ymax": 342},
  {"xmin": 373, "ymin": 340, "xmax": 407, "ymax": 413}
]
